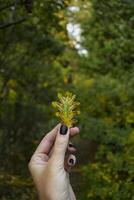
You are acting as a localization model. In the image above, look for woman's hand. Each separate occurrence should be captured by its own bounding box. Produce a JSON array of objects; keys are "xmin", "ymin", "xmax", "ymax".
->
[{"xmin": 28, "ymin": 124, "xmax": 79, "ymax": 200}]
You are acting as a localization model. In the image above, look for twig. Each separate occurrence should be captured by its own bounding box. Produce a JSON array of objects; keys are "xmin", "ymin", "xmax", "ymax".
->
[
  {"xmin": 0, "ymin": 18, "xmax": 26, "ymax": 29},
  {"xmin": 0, "ymin": 3, "xmax": 15, "ymax": 12}
]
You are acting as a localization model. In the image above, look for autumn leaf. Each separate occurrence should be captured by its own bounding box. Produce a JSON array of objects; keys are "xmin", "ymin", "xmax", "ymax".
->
[{"xmin": 52, "ymin": 91, "xmax": 80, "ymax": 127}]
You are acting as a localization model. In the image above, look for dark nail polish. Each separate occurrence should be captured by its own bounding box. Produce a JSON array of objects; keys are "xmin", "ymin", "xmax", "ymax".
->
[
  {"xmin": 60, "ymin": 124, "xmax": 68, "ymax": 135},
  {"xmin": 69, "ymin": 143, "xmax": 76, "ymax": 148},
  {"xmin": 69, "ymin": 159, "xmax": 74, "ymax": 165}
]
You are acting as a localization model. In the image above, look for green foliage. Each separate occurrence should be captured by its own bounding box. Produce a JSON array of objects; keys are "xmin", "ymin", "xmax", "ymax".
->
[
  {"xmin": 0, "ymin": 0, "xmax": 73, "ymax": 199},
  {"xmin": 79, "ymin": 0, "xmax": 134, "ymax": 75},
  {"xmin": 73, "ymin": 0, "xmax": 134, "ymax": 199},
  {"xmin": 0, "ymin": 0, "xmax": 134, "ymax": 199},
  {"xmin": 74, "ymin": 74, "xmax": 134, "ymax": 199},
  {"xmin": 0, "ymin": 0, "xmax": 70, "ymax": 169}
]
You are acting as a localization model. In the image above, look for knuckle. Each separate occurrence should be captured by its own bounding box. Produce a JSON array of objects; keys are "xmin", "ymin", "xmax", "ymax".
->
[
  {"xmin": 56, "ymin": 139, "xmax": 63, "ymax": 146},
  {"xmin": 57, "ymin": 135, "xmax": 67, "ymax": 145},
  {"xmin": 55, "ymin": 139, "xmax": 66, "ymax": 149}
]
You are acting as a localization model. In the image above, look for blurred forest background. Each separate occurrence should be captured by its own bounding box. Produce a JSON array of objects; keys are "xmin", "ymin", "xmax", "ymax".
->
[{"xmin": 0, "ymin": 0, "xmax": 134, "ymax": 199}]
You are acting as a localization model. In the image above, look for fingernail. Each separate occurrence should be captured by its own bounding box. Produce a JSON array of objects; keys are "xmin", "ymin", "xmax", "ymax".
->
[
  {"xmin": 69, "ymin": 158, "xmax": 74, "ymax": 165},
  {"xmin": 60, "ymin": 124, "xmax": 68, "ymax": 135},
  {"xmin": 69, "ymin": 143, "xmax": 76, "ymax": 148}
]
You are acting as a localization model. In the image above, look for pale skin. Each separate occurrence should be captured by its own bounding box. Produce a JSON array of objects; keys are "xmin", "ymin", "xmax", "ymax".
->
[{"xmin": 28, "ymin": 124, "xmax": 79, "ymax": 200}]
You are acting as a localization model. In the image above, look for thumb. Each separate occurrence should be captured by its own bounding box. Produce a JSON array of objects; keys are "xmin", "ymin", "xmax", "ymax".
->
[{"xmin": 51, "ymin": 124, "xmax": 69, "ymax": 164}]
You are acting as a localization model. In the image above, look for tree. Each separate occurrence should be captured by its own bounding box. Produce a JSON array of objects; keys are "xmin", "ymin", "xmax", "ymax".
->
[
  {"xmin": 71, "ymin": 0, "xmax": 134, "ymax": 199},
  {"xmin": 0, "ymin": 0, "xmax": 76, "ymax": 199}
]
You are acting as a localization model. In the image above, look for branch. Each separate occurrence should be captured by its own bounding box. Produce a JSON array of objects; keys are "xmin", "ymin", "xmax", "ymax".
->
[
  {"xmin": 0, "ymin": 18, "xmax": 26, "ymax": 29},
  {"xmin": 0, "ymin": 3, "xmax": 15, "ymax": 12}
]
